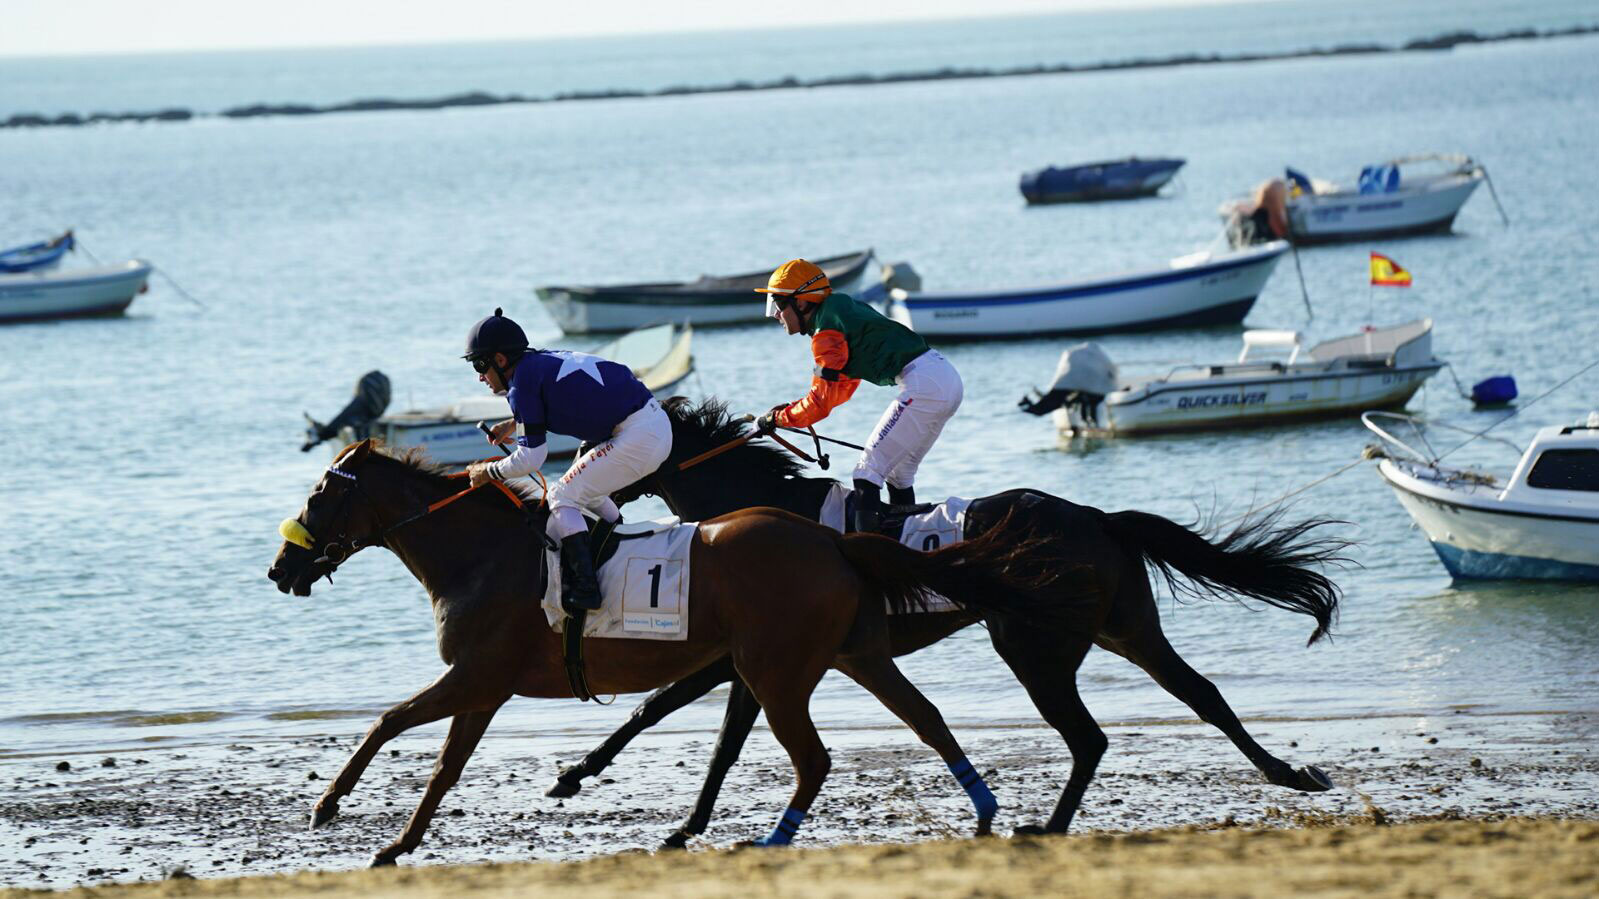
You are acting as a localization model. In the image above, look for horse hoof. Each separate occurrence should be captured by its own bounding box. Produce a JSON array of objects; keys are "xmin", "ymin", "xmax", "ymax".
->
[
  {"xmin": 660, "ymin": 831, "xmax": 690, "ymax": 851},
  {"xmin": 545, "ymin": 777, "xmax": 581, "ymax": 799},
  {"xmin": 1012, "ymin": 824, "xmax": 1047, "ymax": 837},
  {"xmin": 310, "ymin": 803, "xmax": 339, "ymax": 830},
  {"xmin": 975, "ymin": 817, "xmax": 994, "ymax": 838},
  {"xmin": 369, "ymin": 852, "xmax": 399, "ymax": 868},
  {"xmin": 1296, "ymin": 765, "xmax": 1334, "ymax": 792}
]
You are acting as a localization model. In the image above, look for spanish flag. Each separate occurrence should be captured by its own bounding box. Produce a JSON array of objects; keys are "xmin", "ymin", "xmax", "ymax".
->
[{"xmin": 1370, "ymin": 252, "xmax": 1412, "ymax": 287}]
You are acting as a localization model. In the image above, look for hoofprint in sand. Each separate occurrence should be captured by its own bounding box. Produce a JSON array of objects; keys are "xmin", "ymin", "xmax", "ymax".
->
[{"xmin": 2, "ymin": 707, "xmax": 1596, "ymax": 889}]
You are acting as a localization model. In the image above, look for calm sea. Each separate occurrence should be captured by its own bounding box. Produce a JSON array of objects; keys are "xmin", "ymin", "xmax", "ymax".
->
[{"xmin": 2, "ymin": 0, "xmax": 1597, "ymax": 760}]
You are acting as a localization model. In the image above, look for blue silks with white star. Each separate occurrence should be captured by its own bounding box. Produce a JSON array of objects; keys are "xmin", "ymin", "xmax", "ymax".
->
[{"xmin": 506, "ymin": 350, "xmax": 655, "ymax": 447}]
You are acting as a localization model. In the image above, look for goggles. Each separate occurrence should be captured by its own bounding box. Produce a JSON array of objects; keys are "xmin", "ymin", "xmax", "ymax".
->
[{"xmin": 469, "ymin": 356, "xmax": 493, "ymax": 374}]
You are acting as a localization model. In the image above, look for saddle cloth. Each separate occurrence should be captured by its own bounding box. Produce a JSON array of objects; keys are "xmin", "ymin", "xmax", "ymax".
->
[
  {"xmin": 542, "ymin": 517, "xmax": 696, "ymax": 641},
  {"xmin": 820, "ymin": 483, "xmax": 971, "ymax": 614}
]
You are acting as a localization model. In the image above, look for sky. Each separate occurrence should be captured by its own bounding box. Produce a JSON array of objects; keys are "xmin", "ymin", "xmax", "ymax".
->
[{"xmin": 3, "ymin": 0, "xmax": 1246, "ymax": 58}]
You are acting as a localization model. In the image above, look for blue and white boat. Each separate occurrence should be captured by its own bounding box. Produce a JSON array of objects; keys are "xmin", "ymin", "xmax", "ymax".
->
[
  {"xmin": 1020, "ymin": 157, "xmax": 1184, "ymax": 204},
  {"xmin": 0, "ymin": 260, "xmax": 152, "ymax": 323},
  {"xmin": 883, "ymin": 241, "xmax": 1289, "ymax": 339},
  {"xmin": 0, "ymin": 231, "xmax": 75, "ymax": 273},
  {"xmin": 1364, "ymin": 411, "xmax": 1599, "ymax": 581}
]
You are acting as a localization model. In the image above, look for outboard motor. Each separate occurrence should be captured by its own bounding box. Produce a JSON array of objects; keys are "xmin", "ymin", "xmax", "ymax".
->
[
  {"xmin": 1019, "ymin": 343, "xmax": 1118, "ymax": 427},
  {"xmin": 301, "ymin": 370, "xmax": 392, "ymax": 451},
  {"xmin": 857, "ymin": 261, "xmax": 921, "ymax": 305}
]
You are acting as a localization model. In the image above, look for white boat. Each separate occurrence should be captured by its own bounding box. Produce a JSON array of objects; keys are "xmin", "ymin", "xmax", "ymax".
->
[
  {"xmin": 536, "ymin": 250, "xmax": 875, "ymax": 334},
  {"xmin": 1364, "ymin": 411, "xmax": 1599, "ymax": 581},
  {"xmin": 1024, "ymin": 319, "xmax": 1443, "ymax": 436},
  {"xmin": 0, "ymin": 260, "xmax": 152, "ymax": 323},
  {"xmin": 882, "ymin": 242, "xmax": 1289, "ymax": 339},
  {"xmin": 1223, "ymin": 155, "xmax": 1493, "ymax": 246},
  {"xmin": 343, "ymin": 323, "xmax": 694, "ymax": 465}
]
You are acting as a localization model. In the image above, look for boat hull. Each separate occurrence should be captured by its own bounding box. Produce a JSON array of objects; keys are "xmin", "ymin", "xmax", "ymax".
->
[
  {"xmin": 0, "ymin": 261, "xmax": 151, "ymax": 323},
  {"xmin": 1287, "ymin": 175, "xmax": 1482, "ymax": 244},
  {"xmin": 537, "ymin": 250, "xmax": 873, "ymax": 334},
  {"xmin": 1021, "ymin": 158, "xmax": 1184, "ymax": 204},
  {"xmin": 1378, "ymin": 459, "xmax": 1599, "ymax": 581},
  {"xmin": 1062, "ymin": 364, "xmax": 1441, "ymax": 435},
  {"xmin": 888, "ymin": 243, "xmax": 1288, "ymax": 339}
]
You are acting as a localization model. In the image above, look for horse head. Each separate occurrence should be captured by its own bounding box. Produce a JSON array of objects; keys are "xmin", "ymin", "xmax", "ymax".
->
[{"xmin": 268, "ymin": 439, "xmax": 387, "ymax": 596}]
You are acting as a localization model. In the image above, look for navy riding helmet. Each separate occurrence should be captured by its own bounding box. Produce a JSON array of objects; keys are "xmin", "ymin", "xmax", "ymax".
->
[{"xmin": 463, "ymin": 307, "xmax": 530, "ymax": 361}]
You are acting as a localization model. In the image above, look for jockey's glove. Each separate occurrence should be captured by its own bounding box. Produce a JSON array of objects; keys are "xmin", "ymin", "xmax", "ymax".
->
[{"xmin": 756, "ymin": 404, "xmax": 786, "ymax": 435}]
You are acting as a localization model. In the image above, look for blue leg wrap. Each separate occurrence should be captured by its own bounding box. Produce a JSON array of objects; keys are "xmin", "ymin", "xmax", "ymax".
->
[
  {"xmin": 948, "ymin": 758, "xmax": 998, "ymax": 821},
  {"xmin": 754, "ymin": 807, "xmax": 807, "ymax": 847}
]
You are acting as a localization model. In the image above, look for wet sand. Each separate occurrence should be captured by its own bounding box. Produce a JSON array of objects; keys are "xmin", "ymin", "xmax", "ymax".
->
[
  {"xmin": 4, "ymin": 819, "xmax": 1597, "ymax": 898},
  {"xmin": 3, "ymin": 706, "xmax": 1596, "ymax": 890}
]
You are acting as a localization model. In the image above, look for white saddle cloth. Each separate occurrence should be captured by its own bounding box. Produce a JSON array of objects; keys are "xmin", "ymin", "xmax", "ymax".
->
[
  {"xmin": 820, "ymin": 483, "xmax": 971, "ymax": 614},
  {"xmin": 542, "ymin": 517, "xmax": 696, "ymax": 641}
]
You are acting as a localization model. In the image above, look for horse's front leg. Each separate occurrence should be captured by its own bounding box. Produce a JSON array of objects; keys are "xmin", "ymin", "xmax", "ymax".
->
[
  {"xmin": 371, "ymin": 706, "xmax": 502, "ymax": 867},
  {"xmin": 312, "ymin": 666, "xmax": 492, "ymax": 830},
  {"xmin": 547, "ymin": 657, "xmax": 736, "ymax": 798}
]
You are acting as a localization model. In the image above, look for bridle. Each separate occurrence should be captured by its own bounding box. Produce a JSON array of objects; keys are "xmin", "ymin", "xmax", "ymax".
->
[{"xmin": 278, "ymin": 461, "xmax": 530, "ymax": 578}]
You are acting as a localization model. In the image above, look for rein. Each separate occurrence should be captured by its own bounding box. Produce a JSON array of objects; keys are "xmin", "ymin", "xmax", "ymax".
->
[
  {"xmin": 278, "ymin": 462, "xmax": 531, "ymax": 566},
  {"xmin": 675, "ymin": 417, "xmax": 864, "ymax": 473}
]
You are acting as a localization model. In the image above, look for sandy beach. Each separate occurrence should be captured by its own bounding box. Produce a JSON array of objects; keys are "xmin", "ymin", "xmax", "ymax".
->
[
  {"xmin": 4, "ymin": 706, "xmax": 1596, "ymax": 891},
  {"xmin": 4, "ymin": 817, "xmax": 1596, "ymax": 898}
]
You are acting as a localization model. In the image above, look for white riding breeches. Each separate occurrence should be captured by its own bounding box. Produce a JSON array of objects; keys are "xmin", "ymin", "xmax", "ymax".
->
[
  {"xmin": 547, "ymin": 398, "xmax": 672, "ymax": 538},
  {"xmin": 854, "ymin": 349, "xmax": 963, "ymax": 489}
]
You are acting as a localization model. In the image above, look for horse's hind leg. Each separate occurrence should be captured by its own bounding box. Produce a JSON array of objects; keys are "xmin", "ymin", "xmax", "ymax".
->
[
  {"xmin": 313, "ymin": 666, "xmax": 498, "ymax": 830},
  {"xmin": 662, "ymin": 678, "xmax": 763, "ymax": 849},
  {"xmin": 1104, "ymin": 568, "xmax": 1332, "ymax": 793},
  {"xmin": 735, "ymin": 652, "xmax": 833, "ymax": 847},
  {"xmin": 837, "ymin": 654, "xmax": 998, "ymax": 836},
  {"xmin": 547, "ymin": 657, "xmax": 737, "ymax": 799},
  {"xmin": 371, "ymin": 706, "xmax": 502, "ymax": 867},
  {"xmin": 987, "ymin": 621, "xmax": 1103, "ymax": 835}
]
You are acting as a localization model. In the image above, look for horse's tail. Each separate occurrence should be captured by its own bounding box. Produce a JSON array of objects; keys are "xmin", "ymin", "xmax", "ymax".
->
[
  {"xmin": 1101, "ymin": 507, "xmax": 1350, "ymax": 646},
  {"xmin": 836, "ymin": 514, "xmax": 1093, "ymax": 622}
]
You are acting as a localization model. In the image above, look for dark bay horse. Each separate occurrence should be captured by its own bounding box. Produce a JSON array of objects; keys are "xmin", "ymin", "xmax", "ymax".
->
[
  {"xmin": 548, "ymin": 397, "xmax": 1348, "ymax": 845},
  {"xmin": 265, "ymin": 439, "xmax": 1078, "ymax": 864}
]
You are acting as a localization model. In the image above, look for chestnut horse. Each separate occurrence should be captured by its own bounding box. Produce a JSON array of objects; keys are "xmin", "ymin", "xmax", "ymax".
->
[
  {"xmin": 266, "ymin": 439, "xmax": 1079, "ymax": 865},
  {"xmin": 545, "ymin": 398, "xmax": 1348, "ymax": 845}
]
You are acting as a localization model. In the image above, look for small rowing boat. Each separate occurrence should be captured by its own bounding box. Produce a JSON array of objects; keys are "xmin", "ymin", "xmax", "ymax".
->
[
  {"xmin": 0, "ymin": 259, "xmax": 152, "ymax": 324},
  {"xmin": 1019, "ymin": 157, "xmax": 1184, "ymax": 204},
  {"xmin": 883, "ymin": 242, "xmax": 1289, "ymax": 340},
  {"xmin": 0, "ymin": 231, "xmax": 75, "ymax": 273},
  {"xmin": 536, "ymin": 250, "xmax": 875, "ymax": 335}
]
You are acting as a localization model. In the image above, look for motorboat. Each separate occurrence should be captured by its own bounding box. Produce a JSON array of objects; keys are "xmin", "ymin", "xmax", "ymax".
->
[
  {"xmin": 1364, "ymin": 411, "xmax": 1599, "ymax": 581},
  {"xmin": 0, "ymin": 231, "xmax": 74, "ymax": 273},
  {"xmin": 0, "ymin": 259, "xmax": 152, "ymax": 323},
  {"xmin": 318, "ymin": 323, "xmax": 694, "ymax": 465},
  {"xmin": 882, "ymin": 241, "xmax": 1289, "ymax": 339},
  {"xmin": 1023, "ymin": 319, "xmax": 1443, "ymax": 435},
  {"xmin": 1020, "ymin": 157, "xmax": 1184, "ymax": 204},
  {"xmin": 536, "ymin": 249, "xmax": 875, "ymax": 334},
  {"xmin": 1222, "ymin": 155, "xmax": 1499, "ymax": 246}
]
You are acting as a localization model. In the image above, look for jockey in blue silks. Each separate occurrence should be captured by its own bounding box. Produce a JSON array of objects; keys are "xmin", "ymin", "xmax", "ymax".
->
[{"xmin": 463, "ymin": 308, "xmax": 672, "ymax": 612}]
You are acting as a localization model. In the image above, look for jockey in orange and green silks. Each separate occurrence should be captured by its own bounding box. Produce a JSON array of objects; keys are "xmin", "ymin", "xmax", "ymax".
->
[{"xmin": 755, "ymin": 258, "xmax": 964, "ymax": 534}]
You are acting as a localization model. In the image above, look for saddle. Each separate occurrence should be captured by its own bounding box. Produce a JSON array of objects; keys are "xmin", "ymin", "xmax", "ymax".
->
[{"xmin": 560, "ymin": 515, "xmax": 654, "ymax": 704}]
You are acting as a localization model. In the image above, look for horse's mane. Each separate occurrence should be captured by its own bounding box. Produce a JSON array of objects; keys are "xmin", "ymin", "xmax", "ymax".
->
[
  {"xmin": 661, "ymin": 396, "xmax": 818, "ymax": 483},
  {"xmin": 344, "ymin": 440, "xmax": 544, "ymax": 505}
]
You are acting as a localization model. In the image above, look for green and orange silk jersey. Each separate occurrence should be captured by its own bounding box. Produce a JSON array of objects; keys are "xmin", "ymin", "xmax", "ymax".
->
[{"xmin": 776, "ymin": 292, "xmax": 929, "ymax": 428}]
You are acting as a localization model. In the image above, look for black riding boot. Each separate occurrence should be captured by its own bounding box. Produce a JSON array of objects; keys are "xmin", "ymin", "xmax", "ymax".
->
[
  {"xmin": 852, "ymin": 479, "xmax": 883, "ymax": 534},
  {"xmin": 887, "ymin": 484, "xmax": 916, "ymax": 508},
  {"xmin": 560, "ymin": 532, "xmax": 603, "ymax": 613}
]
